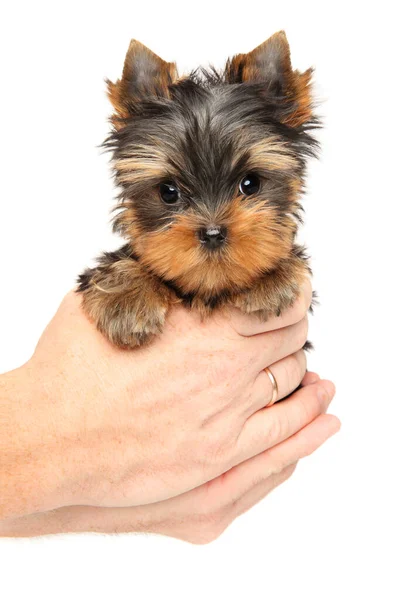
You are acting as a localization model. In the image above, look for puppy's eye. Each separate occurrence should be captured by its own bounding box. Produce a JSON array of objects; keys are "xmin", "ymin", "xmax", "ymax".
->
[
  {"xmin": 159, "ymin": 182, "xmax": 180, "ymax": 204},
  {"xmin": 239, "ymin": 174, "xmax": 261, "ymax": 196}
]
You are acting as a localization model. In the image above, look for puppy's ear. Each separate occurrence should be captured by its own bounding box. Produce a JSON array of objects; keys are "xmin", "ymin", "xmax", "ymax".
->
[
  {"xmin": 107, "ymin": 40, "xmax": 178, "ymax": 125},
  {"xmin": 224, "ymin": 31, "xmax": 314, "ymax": 128}
]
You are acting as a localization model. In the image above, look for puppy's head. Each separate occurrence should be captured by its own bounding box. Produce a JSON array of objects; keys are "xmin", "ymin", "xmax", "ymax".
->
[{"xmin": 105, "ymin": 32, "xmax": 318, "ymax": 298}]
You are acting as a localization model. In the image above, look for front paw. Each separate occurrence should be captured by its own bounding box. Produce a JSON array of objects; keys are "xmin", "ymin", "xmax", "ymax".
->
[
  {"xmin": 94, "ymin": 295, "xmax": 169, "ymax": 348},
  {"xmin": 232, "ymin": 283, "xmax": 299, "ymax": 322},
  {"xmin": 77, "ymin": 260, "xmax": 174, "ymax": 348}
]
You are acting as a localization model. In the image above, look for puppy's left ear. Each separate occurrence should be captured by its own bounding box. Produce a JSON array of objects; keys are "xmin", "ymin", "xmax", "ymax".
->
[
  {"xmin": 224, "ymin": 31, "xmax": 314, "ymax": 128},
  {"xmin": 107, "ymin": 40, "xmax": 178, "ymax": 126}
]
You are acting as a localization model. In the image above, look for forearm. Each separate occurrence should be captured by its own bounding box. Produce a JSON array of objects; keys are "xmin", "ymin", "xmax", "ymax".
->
[
  {"xmin": 0, "ymin": 365, "xmax": 151, "ymax": 536},
  {"xmin": 0, "ymin": 504, "xmax": 153, "ymax": 538},
  {"xmin": 0, "ymin": 506, "xmax": 83, "ymax": 538},
  {"xmin": 0, "ymin": 366, "xmax": 75, "ymax": 520}
]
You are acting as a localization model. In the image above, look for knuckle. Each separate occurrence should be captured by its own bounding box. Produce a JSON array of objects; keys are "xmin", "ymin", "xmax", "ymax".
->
[
  {"xmin": 215, "ymin": 307, "xmax": 254, "ymax": 341},
  {"xmin": 291, "ymin": 296, "xmax": 309, "ymax": 323},
  {"xmin": 297, "ymin": 395, "xmax": 316, "ymax": 422},
  {"xmin": 269, "ymin": 460, "xmax": 298, "ymax": 481},
  {"xmin": 188, "ymin": 509, "xmax": 230, "ymax": 545},
  {"xmin": 264, "ymin": 411, "xmax": 287, "ymax": 448},
  {"xmin": 302, "ymin": 278, "xmax": 313, "ymax": 311},
  {"xmin": 281, "ymin": 462, "xmax": 297, "ymax": 480},
  {"xmin": 315, "ymin": 381, "xmax": 335, "ymax": 408},
  {"xmin": 294, "ymin": 350, "xmax": 307, "ymax": 380},
  {"xmin": 316, "ymin": 383, "xmax": 329, "ymax": 404},
  {"xmin": 297, "ymin": 385, "xmax": 326, "ymax": 420},
  {"xmin": 280, "ymin": 354, "xmax": 292, "ymax": 378},
  {"xmin": 279, "ymin": 358, "xmax": 293, "ymax": 394},
  {"xmin": 267, "ymin": 451, "xmax": 296, "ymax": 477},
  {"xmin": 288, "ymin": 280, "xmax": 312, "ymax": 323},
  {"xmin": 283, "ymin": 352, "xmax": 305, "ymax": 389},
  {"xmin": 295, "ymin": 317, "xmax": 309, "ymax": 349},
  {"xmin": 188, "ymin": 525, "xmax": 226, "ymax": 545},
  {"xmin": 270, "ymin": 458, "xmax": 288, "ymax": 476}
]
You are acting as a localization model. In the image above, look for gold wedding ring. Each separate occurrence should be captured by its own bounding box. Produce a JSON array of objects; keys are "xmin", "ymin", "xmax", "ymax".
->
[{"xmin": 264, "ymin": 367, "xmax": 278, "ymax": 407}]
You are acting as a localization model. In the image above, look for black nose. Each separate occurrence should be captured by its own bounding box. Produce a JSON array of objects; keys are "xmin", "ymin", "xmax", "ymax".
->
[{"xmin": 198, "ymin": 226, "xmax": 227, "ymax": 250}]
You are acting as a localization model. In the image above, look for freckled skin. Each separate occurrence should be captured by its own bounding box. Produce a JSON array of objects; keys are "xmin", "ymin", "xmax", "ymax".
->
[{"xmin": 78, "ymin": 32, "xmax": 319, "ymax": 348}]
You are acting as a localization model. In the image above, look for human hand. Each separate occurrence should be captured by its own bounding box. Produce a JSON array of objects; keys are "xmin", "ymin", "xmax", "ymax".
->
[
  {"xmin": 0, "ymin": 372, "xmax": 340, "ymax": 542},
  {"xmin": 1, "ymin": 279, "xmax": 334, "ymax": 519}
]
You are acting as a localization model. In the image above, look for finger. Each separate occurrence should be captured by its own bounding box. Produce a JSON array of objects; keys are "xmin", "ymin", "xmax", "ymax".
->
[
  {"xmin": 234, "ymin": 413, "xmax": 340, "ymax": 518},
  {"xmin": 246, "ymin": 350, "xmax": 307, "ymax": 416},
  {"xmin": 234, "ymin": 380, "xmax": 336, "ymax": 464},
  {"xmin": 244, "ymin": 315, "xmax": 309, "ymax": 373},
  {"xmin": 233, "ymin": 463, "xmax": 297, "ymax": 518},
  {"xmin": 301, "ymin": 371, "xmax": 320, "ymax": 386},
  {"xmin": 210, "ymin": 411, "xmax": 339, "ymax": 516},
  {"xmin": 227, "ymin": 278, "xmax": 312, "ymax": 337}
]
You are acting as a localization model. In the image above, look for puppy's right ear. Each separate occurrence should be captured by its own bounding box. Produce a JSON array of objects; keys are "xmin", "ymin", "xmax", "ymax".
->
[{"xmin": 107, "ymin": 40, "xmax": 178, "ymax": 126}]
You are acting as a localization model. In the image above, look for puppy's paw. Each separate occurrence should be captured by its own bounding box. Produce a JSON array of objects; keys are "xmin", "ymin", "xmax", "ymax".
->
[
  {"xmin": 231, "ymin": 254, "xmax": 310, "ymax": 321},
  {"xmin": 232, "ymin": 282, "xmax": 299, "ymax": 321},
  {"xmin": 92, "ymin": 293, "xmax": 169, "ymax": 348},
  {"xmin": 77, "ymin": 256, "xmax": 174, "ymax": 348}
]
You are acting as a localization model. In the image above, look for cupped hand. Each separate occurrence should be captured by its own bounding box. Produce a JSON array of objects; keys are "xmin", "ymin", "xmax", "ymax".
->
[
  {"xmin": 3, "ymin": 279, "xmax": 336, "ymax": 518},
  {"xmin": 0, "ymin": 372, "xmax": 340, "ymax": 542}
]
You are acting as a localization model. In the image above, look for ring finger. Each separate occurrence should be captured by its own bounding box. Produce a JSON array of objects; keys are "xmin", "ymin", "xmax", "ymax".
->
[{"xmin": 246, "ymin": 349, "xmax": 307, "ymax": 417}]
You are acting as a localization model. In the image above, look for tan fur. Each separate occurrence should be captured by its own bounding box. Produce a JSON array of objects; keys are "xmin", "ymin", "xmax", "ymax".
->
[
  {"xmin": 246, "ymin": 137, "xmax": 299, "ymax": 172},
  {"xmin": 114, "ymin": 152, "xmax": 173, "ymax": 186},
  {"xmin": 131, "ymin": 197, "xmax": 296, "ymax": 297},
  {"xmin": 288, "ymin": 178, "xmax": 303, "ymax": 201}
]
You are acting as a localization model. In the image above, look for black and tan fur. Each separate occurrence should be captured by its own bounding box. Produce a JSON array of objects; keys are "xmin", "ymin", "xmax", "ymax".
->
[{"xmin": 77, "ymin": 32, "xmax": 319, "ymax": 348}]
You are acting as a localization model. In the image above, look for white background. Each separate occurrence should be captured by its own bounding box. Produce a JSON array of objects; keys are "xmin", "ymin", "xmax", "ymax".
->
[{"xmin": 0, "ymin": 1, "xmax": 399, "ymax": 598}]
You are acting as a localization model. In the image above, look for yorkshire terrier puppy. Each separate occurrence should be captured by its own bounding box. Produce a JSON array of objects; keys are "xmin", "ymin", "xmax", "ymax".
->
[{"xmin": 77, "ymin": 31, "xmax": 319, "ymax": 348}]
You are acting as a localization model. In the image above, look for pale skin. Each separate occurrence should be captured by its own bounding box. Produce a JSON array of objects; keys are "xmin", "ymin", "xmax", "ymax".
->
[{"xmin": 0, "ymin": 280, "xmax": 339, "ymax": 543}]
